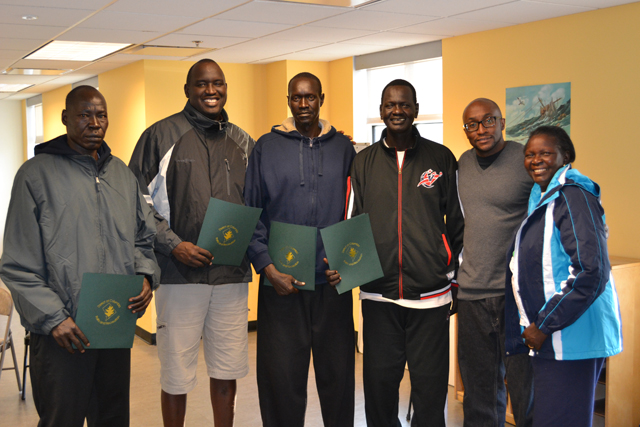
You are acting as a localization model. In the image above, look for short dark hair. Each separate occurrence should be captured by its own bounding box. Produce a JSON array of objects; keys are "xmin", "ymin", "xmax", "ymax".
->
[
  {"xmin": 288, "ymin": 72, "xmax": 322, "ymax": 95},
  {"xmin": 527, "ymin": 125, "xmax": 576, "ymax": 163},
  {"xmin": 65, "ymin": 85, "xmax": 101, "ymax": 109},
  {"xmin": 186, "ymin": 59, "xmax": 219, "ymax": 85},
  {"xmin": 381, "ymin": 79, "xmax": 417, "ymax": 105}
]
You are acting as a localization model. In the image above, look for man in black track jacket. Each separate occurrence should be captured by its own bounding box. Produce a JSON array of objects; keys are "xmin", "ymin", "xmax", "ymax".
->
[
  {"xmin": 129, "ymin": 59, "xmax": 254, "ymax": 427},
  {"xmin": 345, "ymin": 79, "xmax": 464, "ymax": 427}
]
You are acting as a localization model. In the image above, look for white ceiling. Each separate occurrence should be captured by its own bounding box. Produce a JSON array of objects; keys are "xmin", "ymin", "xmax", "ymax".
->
[{"xmin": 0, "ymin": 0, "xmax": 637, "ymax": 100}]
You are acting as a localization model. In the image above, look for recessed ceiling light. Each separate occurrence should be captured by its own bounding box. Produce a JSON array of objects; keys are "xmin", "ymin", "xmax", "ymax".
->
[
  {"xmin": 6, "ymin": 68, "xmax": 71, "ymax": 76},
  {"xmin": 0, "ymin": 84, "xmax": 34, "ymax": 93},
  {"xmin": 22, "ymin": 15, "xmax": 38, "ymax": 20},
  {"xmin": 25, "ymin": 40, "xmax": 131, "ymax": 62}
]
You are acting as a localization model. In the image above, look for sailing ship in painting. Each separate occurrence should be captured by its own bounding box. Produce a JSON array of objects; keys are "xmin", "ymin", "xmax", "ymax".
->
[{"xmin": 506, "ymin": 82, "xmax": 571, "ymax": 144}]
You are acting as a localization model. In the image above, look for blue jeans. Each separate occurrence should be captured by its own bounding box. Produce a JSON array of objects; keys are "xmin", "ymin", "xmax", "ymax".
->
[{"xmin": 457, "ymin": 297, "xmax": 534, "ymax": 427}]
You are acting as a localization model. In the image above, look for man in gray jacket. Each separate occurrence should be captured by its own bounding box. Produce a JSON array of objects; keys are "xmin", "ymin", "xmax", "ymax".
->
[
  {"xmin": 457, "ymin": 98, "xmax": 534, "ymax": 427},
  {"xmin": 129, "ymin": 59, "xmax": 255, "ymax": 427},
  {"xmin": 0, "ymin": 85, "xmax": 159, "ymax": 427}
]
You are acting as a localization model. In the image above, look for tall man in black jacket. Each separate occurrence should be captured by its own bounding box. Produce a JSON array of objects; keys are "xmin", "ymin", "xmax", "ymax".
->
[
  {"xmin": 344, "ymin": 79, "xmax": 464, "ymax": 427},
  {"xmin": 129, "ymin": 59, "xmax": 255, "ymax": 427}
]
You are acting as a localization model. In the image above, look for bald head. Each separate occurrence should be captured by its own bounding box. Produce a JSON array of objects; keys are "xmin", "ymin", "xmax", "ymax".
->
[
  {"xmin": 462, "ymin": 98, "xmax": 501, "ymax": 120},
  {"xmin": 66, "ymin": 85, "xmax": 105, "ymax": 110}
]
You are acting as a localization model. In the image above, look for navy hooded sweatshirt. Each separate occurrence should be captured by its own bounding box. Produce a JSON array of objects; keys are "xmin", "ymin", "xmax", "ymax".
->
[{"xmin": 244, "ymin": 118, "xmax": 355, "ymax": 284}]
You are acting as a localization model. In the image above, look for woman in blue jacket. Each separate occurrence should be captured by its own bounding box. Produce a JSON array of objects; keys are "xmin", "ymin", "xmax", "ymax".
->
[{"xmin": 505, "ymin": 126, "xmax": 622, "ymax": 427}]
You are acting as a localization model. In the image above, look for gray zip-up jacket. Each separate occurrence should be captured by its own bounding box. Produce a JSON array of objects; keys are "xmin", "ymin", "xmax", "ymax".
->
[
  {"xmin": 129, "ymin": 102, "xmax": 255, "ymax": 285},
  {"xmin": 0, "ymin": 135, "xmax": 159, "ymax": 335}
]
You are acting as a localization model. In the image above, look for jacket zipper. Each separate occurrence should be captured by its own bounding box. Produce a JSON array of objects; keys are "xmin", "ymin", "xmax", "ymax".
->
[
  {"xmin": 95, "ymin": 174, "xmax": 105, "ymax": 273},
  {"xmin": 397, "ymin": 150, "xmax": 404, "ymax": 299},
  {"xmin": 224, "ymin": 159, "xmax": 231, "ymax": 196},
  {"xmin": 309, "ymin": 138, "xmax": 317, "ymax": 222}
]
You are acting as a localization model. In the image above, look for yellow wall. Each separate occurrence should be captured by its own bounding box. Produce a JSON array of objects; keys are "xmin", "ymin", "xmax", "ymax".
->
[
  {"xmin": 265, "ymin": 61, "xmax": 289, "ymax": 130},
  {"xmin": 99, "ymin": 61, "xmax": 146, "ymax": 162},
  {"xmin": 443, "ymin": 2, "xmax": 640, "ymax": 258},
  {"xmin": 328, "ymin": 57, "xmax": 354, "ymax": 138},
  {"xmin": 42, "ymin": 84, "xmax": 71, "ymax": 141}
]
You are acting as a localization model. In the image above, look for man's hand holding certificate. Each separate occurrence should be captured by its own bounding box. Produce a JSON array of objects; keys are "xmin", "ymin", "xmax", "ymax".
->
[{"xmin": 320, "ymin": 214, "xmax": 384, "ymax": 294}]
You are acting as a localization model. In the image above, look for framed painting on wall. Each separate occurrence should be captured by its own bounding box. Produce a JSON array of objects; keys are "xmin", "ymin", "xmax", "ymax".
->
[{"xmin": 505, "ymin": 82, "xmax": 571, "ymax": 144}]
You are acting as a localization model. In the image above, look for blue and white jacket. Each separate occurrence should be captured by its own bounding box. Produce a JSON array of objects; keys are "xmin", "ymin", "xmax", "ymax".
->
[{"xmin": 505, "ymin": 165, "xmax": 623, "ymax": 360}]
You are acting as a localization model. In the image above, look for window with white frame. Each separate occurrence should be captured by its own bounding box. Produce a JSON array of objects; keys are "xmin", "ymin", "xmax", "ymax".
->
[
  {"xmin": 26, "ymin": 96, "xmax": 43, "ymax": 159},
  {"xmin": 353, "ymin": 57, "xmax": 443, "ymax": 145}
]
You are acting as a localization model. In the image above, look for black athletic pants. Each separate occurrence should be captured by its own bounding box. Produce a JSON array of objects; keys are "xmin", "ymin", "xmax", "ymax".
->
[
  {"xmin": 30, "ymin": 333, "xmax": 131, "ymax": 427},
  {"xmin": 362, "ymin": 300, "xmax": 449, "ymax": 427},
  {"xmin": 256, "ymin": 283, "xmax": 356, "ymax": 427}
]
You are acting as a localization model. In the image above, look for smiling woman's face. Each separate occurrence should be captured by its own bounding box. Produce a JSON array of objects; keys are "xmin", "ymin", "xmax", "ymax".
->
[{"xmin": 524, "ymin": 134, "xmax": 569, "ymax": 191}]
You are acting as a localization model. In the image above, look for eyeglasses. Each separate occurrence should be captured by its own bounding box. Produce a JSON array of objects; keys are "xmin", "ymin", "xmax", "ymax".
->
[{"xmin": 463, "ymin": 116, "xmax": 499, "ymax": 132}]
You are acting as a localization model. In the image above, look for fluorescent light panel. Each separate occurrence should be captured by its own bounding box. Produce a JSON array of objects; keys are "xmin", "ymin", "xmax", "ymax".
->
[
  {"xmin": 7, "ymin": 68, "xmax": 71, "ymax": 76},
  {"xmin": 25, "ymin": 41, "xmax": 131, "ymax": 62},
  {"xmin": 0, "ymin": 84, "xmax": 34, "ymax": 93}
]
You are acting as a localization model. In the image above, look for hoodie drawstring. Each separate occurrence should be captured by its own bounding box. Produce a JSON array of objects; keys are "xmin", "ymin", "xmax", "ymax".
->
[
  {"xmin": 318, "ymin": 140, "xmax": 323, "ymax": 177},
  {"xmin": 299, "ymin": 139, "xmax": 305, "ymax": 186}
]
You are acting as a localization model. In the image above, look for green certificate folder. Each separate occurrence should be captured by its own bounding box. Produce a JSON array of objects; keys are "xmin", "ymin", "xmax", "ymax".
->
[
  {"xmin": 265, "ymin": 221, "xmax": 316, "ymax": 291},
  {"xmin": 196, "ymin": 198, "xmax": 263, "ymax": 266},
  {"xmin": 320, "ymin": 214, "xmax": 384, "ymax": 295},
  {"xmin": 74, "ymin": 273, "xmax": 143, "ymax": 349}
]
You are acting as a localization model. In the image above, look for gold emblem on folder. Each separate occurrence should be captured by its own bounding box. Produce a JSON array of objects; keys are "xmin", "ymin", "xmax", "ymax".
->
[
  {"xmin": 278, "ymin": 246, "xmax": 300, "ymax": 268},
  {"xmin": 342, "ymin": 242, "xmax": 363, "ymax": 266},
  {"xmin": 216, "ymin": 225, "xmax": 238, "ymax": 246},
  {"xmin": 96, "ymin": 299, "xmax": 121, "ymax": 325}
]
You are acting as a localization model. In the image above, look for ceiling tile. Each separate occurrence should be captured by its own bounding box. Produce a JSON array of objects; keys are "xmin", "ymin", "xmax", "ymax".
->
[
  {"xmin": 394, "ymin": 17, "xmax": 512, "ymax": 36},
  {"xmin": 146, "ymin": 34, "xmax": 249, "ymax": 50},
  {"xmin": 0, "ymin": 74, "xmax": 57, "ymax": 84},
  {"xmin": 215, "ymin": 1, "xmax": 348, "ymax": 25},
  {"xmin": 58, "ymin": 27, "xmax": 162, "ymax": 44},
  {"xmin": 308, "ymin": 9, "xmax": 432, "ymax": 31},
  {"xmin": 106, "ymin": 0, "xmax": 250, "ymax": 18},
  {"xmin": 0, "ymin": 23, "xmax": 66, "ymax": 40},
  {"xmin": 454, "ymin": 1, "xmax": 594, "ymax": 24},
  {"xmin": 363, "ymin": 0, "xmax": 514, "ymax": 17},
  {"xmin": 0, "ymin": 0, "xmax": 111, "ymax": 10},
  {"xmin": 77, "ymin": 11, "xmax": 196, "ymax": 33},
  {"xmin": 262, "ymin": 25, "xmax": 378, "ymax": 43},
  {"xmin": 533, "ymin": 0, "xmax": 637, "ymax": 7},
  {"xmin": 0, "ymin": 5, "xmax": 95, "ymax": 27},
  {"xmin": 345, "ymin": 31, "xmax": 444, "ymax": 47},
  {"xmin": 218, "ymin": 38, "xmax": 328, "ymax": 58},
  {"xmin": 0, "ymin": 38, "xmax": 47, "ymax": 53},
  {"xmin": 299, "ymin": 42, "xmax": 396, "ymax": 57},
  {"xmin": 179, "ymin": 19, "xmax": 294, "ymax": 38}
]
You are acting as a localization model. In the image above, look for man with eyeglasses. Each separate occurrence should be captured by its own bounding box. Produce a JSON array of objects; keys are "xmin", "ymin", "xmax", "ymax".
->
[{"xmin": 456, "ymin": 98, "xmax": 534, "ymax": 427}]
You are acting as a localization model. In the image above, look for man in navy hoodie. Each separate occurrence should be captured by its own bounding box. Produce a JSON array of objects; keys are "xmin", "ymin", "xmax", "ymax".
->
[{"xmin": 245, "ymin": 72, "xmax": 356, "ymax": 427}]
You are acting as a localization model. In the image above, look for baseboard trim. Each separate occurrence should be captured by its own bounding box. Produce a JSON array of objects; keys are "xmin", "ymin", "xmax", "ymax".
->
[{"xmin": 135, "ymin": 326, "xmax": 156, "ymax": 345}]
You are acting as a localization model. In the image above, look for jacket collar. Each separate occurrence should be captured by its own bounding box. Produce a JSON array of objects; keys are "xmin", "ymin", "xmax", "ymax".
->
[
  {"xmin": 272, "ymin": 117, "xmax": 334, "ymax": 142},
  {"xmin": 34, "ymin": 134, "xmax": 112, "ymax": 169},
  {"xmin": 378, "ymin": 125, "xmax": 420, "ymax": 156},
  {"xmin": 528, "ymin": 164, "xmax": 601, "ymax": 214},
  {"xmin": 182, "ymin": 101, "xmax": 229, "ymax": 132}
]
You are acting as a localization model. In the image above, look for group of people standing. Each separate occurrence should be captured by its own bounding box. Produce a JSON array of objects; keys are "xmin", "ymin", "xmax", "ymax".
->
[{"xmin": 0, "ymin": 57, "xmax": 622, "ymax": 427}]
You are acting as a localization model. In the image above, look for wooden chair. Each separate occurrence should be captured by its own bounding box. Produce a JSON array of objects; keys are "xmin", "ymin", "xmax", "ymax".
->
[{"xmin": 0, "ymin": 287, "xmax": 22, "ymax": 393}]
